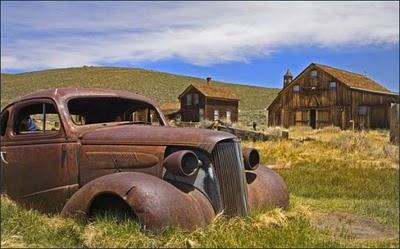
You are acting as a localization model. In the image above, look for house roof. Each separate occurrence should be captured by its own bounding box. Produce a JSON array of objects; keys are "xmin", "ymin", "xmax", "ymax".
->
[
  {"xmin": 179, "ymin": 84, "xmax": 240, "ymax": 101},
  {"xmin": 314, "ymin": 63, "xmax": 391, "ymax": 93}
]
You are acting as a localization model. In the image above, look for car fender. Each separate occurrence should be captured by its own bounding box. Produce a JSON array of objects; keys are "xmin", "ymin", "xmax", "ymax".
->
[
  {"xmin": 61, "ymin": 172, "xmax": 215, "ymax": 230},
  {"xmin": 246, "ymin": 166, "xmax": 289, "ymax": 211}
]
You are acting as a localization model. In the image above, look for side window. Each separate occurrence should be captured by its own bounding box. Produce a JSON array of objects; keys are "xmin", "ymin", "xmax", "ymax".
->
[
  {"xmin": 14, "ymin": 103, "xmax": 61, "ymax": 135},
  {"xmin": 1, "ymin": 110, "xmax": 9, "ymax": 136},
  {"xmin": 293, "ymin": 85, "xmax": 300, "ymax": 92}
]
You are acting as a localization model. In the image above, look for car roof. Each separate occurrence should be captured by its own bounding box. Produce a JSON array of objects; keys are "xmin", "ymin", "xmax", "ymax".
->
[{"xmin": 5, "ymin": 87, "xmax": 158, "ymax": 109}]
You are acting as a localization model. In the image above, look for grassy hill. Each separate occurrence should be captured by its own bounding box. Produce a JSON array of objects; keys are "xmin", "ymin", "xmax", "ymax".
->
[{"xmin": 0, "ymin": 67, "xmax": 279, "ymax": 124}]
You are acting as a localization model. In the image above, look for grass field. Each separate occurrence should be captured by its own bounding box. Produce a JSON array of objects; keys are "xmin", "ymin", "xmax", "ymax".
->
[
  {"xmin": 1, "ymin": 127, "xmax": 398, "ymax": 248},
  {"xmin": 0, "ymin": 67, "xmax": 279, "ymax": 125}
]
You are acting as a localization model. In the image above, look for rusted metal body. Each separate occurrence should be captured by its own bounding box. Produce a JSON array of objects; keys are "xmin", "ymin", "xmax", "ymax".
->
[{"xmin": 0, "ymin": 88, "xmax": 289, "ymax": 230}]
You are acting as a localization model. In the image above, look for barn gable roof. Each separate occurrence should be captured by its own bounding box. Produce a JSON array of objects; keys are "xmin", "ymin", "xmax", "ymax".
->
[
  {"xmin": 178, "ymin": 84, "xmax": 240, "ymax": 101},
  {"xmin": 278, "ymin": 63, "xmax": 396, "ymax": 96},
  {"xmin": 314, "ymin": 63, "xmax": 391, "ymax": 93}
]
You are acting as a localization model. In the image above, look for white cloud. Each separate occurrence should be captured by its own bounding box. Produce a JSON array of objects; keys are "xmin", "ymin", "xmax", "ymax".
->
[{"xmin": 1, "ymin": 1, "xmax": 399, "ymax": 71}]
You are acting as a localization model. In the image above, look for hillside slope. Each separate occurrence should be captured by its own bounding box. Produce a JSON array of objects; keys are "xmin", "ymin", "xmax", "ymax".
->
[{"xmin": 0, "ymin": 67, "xmax": 279, "ymax": 123}]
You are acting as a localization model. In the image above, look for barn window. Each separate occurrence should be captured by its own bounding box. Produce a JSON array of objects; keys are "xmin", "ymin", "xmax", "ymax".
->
[
  {"xmin": 186, "ymin": 94, "xmax": 192, "ymax": 106},
  {"xmin": 293, "ymin": 85, "xmax": 300, "ymax": 92},
  {"xmin": 311, "ymin": 70, "xmax": 318, "ymax": 78},
  {"xmin": 193, "ymin": 93, "xmax": 199, "ymax": 105},
  {"xmin": 329, "ymin": 81, "xmax": 337, "ymax": 89},
  {"xmin": 214, "ymin": 110, "xmax": 219, "ymax": 121},
  {"xmin": 358, "ymin": 106, "xmax": 368, "ymax": 116}
]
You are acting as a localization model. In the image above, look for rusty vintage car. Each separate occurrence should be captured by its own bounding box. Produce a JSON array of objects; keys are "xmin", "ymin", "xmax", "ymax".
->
[{"xmin": 0, "ymin": 88, "xmax": 288, "ymax": 230}]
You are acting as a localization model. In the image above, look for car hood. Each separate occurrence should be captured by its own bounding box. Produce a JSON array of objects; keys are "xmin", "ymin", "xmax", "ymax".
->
[{"xmin": 79, "ymin": 125, "xmax": 237, "ymax": 152}]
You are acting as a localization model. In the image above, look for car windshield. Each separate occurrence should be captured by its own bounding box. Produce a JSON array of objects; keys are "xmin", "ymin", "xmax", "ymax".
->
[{"xmin": 67, "ymin": 97, "xmax": 163, "ymax": 126}]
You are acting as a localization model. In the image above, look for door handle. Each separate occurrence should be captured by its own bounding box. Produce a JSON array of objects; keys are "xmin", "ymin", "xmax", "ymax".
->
[{"xmin": 1, "ymin": 151, "xmax": 8, "ymax": 164}]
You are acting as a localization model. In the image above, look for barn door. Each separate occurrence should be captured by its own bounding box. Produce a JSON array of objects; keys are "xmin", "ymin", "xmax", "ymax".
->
[
  {"xmin": 309, "ymin": 109, "xmax": 316, "ymax": 129},
  {"xmin": 358, "ymin": 106, "xmax": 370, "ymax": 130}
]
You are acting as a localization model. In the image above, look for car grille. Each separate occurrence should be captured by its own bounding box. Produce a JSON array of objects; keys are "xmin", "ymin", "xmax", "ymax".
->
[{"xmin": 211, "ymin": 141, "xmax": 248, "ymax": 217}]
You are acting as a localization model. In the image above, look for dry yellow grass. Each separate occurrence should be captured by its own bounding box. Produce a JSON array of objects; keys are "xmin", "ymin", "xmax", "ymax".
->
[{"xmin": 1, "ymin": 126, "xmax": 398, "ymax": 248}]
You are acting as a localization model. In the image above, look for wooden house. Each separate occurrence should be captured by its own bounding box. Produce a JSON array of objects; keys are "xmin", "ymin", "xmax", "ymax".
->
[
  {"xmin": 178, "ymin": 78, "xmax": 240, "ymax": 122},
  {"xmin": 267, "ymin": 63, "xmax": 399, "ymax": 129}
]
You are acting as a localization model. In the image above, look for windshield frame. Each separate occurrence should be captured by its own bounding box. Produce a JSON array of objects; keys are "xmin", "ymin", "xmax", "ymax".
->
[{"xmin": 65, "ymin": 95, "xmax": 167, "ymax": 128}]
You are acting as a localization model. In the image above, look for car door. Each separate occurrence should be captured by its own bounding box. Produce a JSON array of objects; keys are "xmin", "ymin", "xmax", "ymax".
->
[{"xmin": 1, "ymin": 99, "xmax": 70, "ymax": 212}]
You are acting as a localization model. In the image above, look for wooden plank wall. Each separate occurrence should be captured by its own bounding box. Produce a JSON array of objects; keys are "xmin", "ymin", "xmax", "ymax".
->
[
  {"xmin": 205, "ymin": 99, "xmax": 239, "ymax": 122},
  {"xmin": 267, "ymin": 65, "xmax": 398, "ymax": 129}
]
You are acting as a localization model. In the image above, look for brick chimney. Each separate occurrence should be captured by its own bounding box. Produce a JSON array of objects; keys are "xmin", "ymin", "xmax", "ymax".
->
[{"xmin": 206, "ymin": 77, "xmax": 212, "ymax": 85}]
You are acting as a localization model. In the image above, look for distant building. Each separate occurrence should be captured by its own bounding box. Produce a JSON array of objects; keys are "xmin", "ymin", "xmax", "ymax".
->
[
  {"xmin": 267, "ymin": 63, "xmax": 399, "ymax": 129},
  {"xmin": 159, "ymin": 102, "xmax": 181, "ymax": 121},
  {"xmin": 178, "ymin": 78, "xmax": 240, "ymax": 122}
]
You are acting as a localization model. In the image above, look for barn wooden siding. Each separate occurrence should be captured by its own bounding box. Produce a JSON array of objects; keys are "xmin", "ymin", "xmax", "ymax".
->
[{"xmin": 268, "ymin": 64, "xmax": 399, "ymax": 129}]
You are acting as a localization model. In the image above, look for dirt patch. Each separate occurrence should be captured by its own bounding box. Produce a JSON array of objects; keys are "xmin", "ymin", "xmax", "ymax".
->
[{"xmin": 311, "ymin": 212, "xmax": 399, "ymax": 240}]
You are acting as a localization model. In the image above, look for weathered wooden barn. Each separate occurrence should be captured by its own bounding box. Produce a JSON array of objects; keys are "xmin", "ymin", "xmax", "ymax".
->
[
  {"xmin": 178, "ymin": 78, "xmax": 240, "ymax": 122},
  {"xmin": 267, "ymin": 63, "xmax": 399, "ymax": 129}
]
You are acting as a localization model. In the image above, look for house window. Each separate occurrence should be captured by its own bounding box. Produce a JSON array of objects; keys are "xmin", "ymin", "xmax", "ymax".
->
[
  {"xmin": 193, "ymin": 93, "xmax": 199, "ymax": 105},
  {"xmin": 226, "ymin": 111, "xmax": 231, "ymax": 123},
  {"xmin": 214, "ymin": 110, "xmax": 219, "ymax": 121},
  {"xmin": 358, "ymin": 106, "xmax": 368, "ymax": 116},
  {"xmin": 186, "ymin": 94, "xmax": 192, "ymax": 106},
  {"xmin": 293, "ymin": 85, "xmax": 300, "ymax": 92},
  {"xmin": 311, "ymin": 70, "xmax": 318, "ymax": 78},
  {"xmin": 329, "ymin": 81, "xmax": 337, "ymax": 89},
  {"xmin": 199, "ymin": 108, "xmax": 204, "ymax": 121}
]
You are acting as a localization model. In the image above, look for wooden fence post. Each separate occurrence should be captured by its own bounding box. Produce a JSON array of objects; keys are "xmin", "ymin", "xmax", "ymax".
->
[{"xmin": 389, "ymin": 103, "xmax": 399, "ymax": 145}]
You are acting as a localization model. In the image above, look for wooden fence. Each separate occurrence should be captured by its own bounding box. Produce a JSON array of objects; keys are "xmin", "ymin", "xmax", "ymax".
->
[{"xmin": 216, "ymin": 126, "xmax": 288, "ymax": 141}]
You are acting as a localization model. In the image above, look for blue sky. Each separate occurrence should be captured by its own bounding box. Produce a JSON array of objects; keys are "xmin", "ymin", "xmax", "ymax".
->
[{"xmin": 1, "ymin": 1, "xmax": 399, "ymax": 91}]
